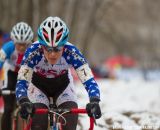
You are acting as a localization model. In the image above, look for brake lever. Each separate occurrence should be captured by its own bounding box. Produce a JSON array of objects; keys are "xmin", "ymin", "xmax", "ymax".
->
[
  {"xmin": 27, "ymin": 114, "xmax": 31, "ymax": 123},
  {"xmin": 92, "ymin": 114, "xmax": 97, "ymax": 125},
  {"xmin": 91, "ymin": 108, "xmax": 97, "ymax": 125}
]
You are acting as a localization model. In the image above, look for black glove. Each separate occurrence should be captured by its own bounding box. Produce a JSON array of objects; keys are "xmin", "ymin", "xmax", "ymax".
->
[
  {"xmin": 86, "ymin": 97, "xmax": 101, "ymax": 119},
  {"xmin": 19, "ymin": 98, "xmax": 34, "ymax": 119}
]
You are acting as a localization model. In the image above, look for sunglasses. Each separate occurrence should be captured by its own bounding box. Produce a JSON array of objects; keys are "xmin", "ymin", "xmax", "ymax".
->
[{"xmin": 43, "ymin": 46, "xmax": 63, "ymax": 53}]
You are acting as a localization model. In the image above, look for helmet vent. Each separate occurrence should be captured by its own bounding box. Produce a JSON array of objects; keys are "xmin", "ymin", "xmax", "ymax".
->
[
  {"xmin": 43, "ymin": 28, "xmax": 49, "ymax": 43},
  {"xmin": 51, "ymin": 28, "xmax": 54, "ymax": 42},
  {"xmin": 48, "ymin": 22, "xmax": 51, "ymax": 27},
  {"xmin": 13, "ymin": 30, "xmax": 16, "ymax": 35},
  {"xmin": 43, "ymin": 21, "xmax": 47, "ymax": 26},
  {"xmin": 56, "ymin": 28, "xmax": 63, "ymax": 42},
  {"xmin": 60, "ymin": 22, "xmax": 62, "ymax": 26},
  {"xmin": 15, "ymin": 35, "xmax": 18, "ymax": 40},
  {"xmin": 26, "ymin": 26, "xmax": 29, "ymax": 33},
  {"xmin": 21, "ymin": 30, "xmax": 23, "ymax": 35},
  {"xmin": 55, "ymin": 22, "xmax": 58, "ymax": 27},
  {"xmin": 25, "ymin": 35, "xmax": 29, "ymax": 41},
  {"xmin": 43, "ymin": 28, "xmax": 48, "ymax": 34},
  {"xmin": 57, "ymin": 28, "xmax": 63, "ymax": 34}
]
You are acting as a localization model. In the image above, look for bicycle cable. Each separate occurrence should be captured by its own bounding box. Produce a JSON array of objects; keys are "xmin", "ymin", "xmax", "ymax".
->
[{"xmin": 50, "ymin": 111, "xmax": 67, "ymax": 125}]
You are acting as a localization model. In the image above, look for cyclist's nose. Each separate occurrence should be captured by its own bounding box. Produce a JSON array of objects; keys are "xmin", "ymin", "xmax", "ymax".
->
[{"xmin": 50, "ymin": 51, "xmax": 56, "ymax": 55}]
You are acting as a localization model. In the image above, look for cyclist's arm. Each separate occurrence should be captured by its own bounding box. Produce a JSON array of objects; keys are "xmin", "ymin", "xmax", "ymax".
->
[
  {"xmin": 63, "ymin": 43, "xmax": 100, "ymax": 101},
  {"xmin": 16, "ymin": 42, "xmax": 42, "ymax": 101},
  {"xmin": 16, "ymin": 65, "xmax": 33, "ymax": 101},
  {"xmin": 0, "ymin": 41, "xmax": 15, "ymax": 69}
]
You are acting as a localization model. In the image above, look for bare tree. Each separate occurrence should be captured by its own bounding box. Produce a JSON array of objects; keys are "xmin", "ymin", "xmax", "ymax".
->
[{"xmin": 1, "ymin": 0, "xmax": 160, "ymax": 68}]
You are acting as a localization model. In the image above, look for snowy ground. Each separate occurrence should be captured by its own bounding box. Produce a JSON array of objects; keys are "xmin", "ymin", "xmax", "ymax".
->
[
  {"xmin": 0, "ymin": 78, "xmax": 160, "ymax": 130},
  {"xmin": 76, "ymin": 79, "xmax": 160, "ymax": 130}
]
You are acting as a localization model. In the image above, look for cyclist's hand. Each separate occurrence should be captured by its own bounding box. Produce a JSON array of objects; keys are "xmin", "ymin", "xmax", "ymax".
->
[
  {"xmin": 19, "ymin": 98, "xmax": 34, "ymax": 119},
  {"xmin": 86, "ymin": 97, "xmax": 101, "ymax": 119}
]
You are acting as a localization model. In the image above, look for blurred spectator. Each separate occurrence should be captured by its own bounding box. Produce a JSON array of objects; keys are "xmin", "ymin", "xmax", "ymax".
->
[{"xmin": 91, "ymin": 65, "xmax": 110, "ymax": 78}]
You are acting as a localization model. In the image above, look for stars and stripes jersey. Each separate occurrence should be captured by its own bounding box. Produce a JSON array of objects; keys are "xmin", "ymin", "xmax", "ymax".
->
[
  {"xmin": 16, "ymin": 41, "xmax": 100, "ymax": 101},
  {"xmin": 0, "ymin": 40, "xmax": 24, "ymax": 72}
]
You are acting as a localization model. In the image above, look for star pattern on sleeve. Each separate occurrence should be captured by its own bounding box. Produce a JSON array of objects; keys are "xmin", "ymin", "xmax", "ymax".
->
[
  {"xmin": 22, "ymin": 43, "xmax": 43, "ymax": 68},
  {"xmin": 63, "ymin": 44, "xmax": 87, "ymax": 69},
  {"xmin": 74, "ymin": 64, "xmax": 77, "ymax": 67},
  {"xmin": 38, "ymin": 44, "xmax": 42, "ymax": 48},
  {"xmin": 84, "ymin": 78, "xmax": 100, "ymax": 98},
  {"xmin": 16, "ymin": 42, "xmax": 43, "ymax": 100},
  {"xmin": 67, "ymin": 56, "xmax": 70, "ymax": 60},
  {"xmin": 63, "ymin": 43, "xmax": 100, "ymax": 99},
  {"xmin": 72, "ymin": 48, "xmax": 76, "ymax": 52},
  {"xmin": 30, "ymin": 45, "xmax": 34, "ymax": 49},
  {"xmin": 16, "ymin": 80, "xmax": 28, "ymax": 99}
]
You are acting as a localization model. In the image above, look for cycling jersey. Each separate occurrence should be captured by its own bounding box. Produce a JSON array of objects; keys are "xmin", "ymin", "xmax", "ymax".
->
[
  {"xmin": 0, "ymin": 41, "xmax": 24, "ymax": 72},
  {"xmin": 16, "ymin": 41, "xmax": 100, "ymax": 101}
]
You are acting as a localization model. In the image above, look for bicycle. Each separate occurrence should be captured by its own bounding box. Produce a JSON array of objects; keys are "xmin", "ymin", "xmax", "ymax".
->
[
  {"xmin": 24, "ymin": 97, "xmax": 95, "ymax": 130},
  {"xmin": 0, "ymin": 89, "xmax": 26, "ymax": 130}
]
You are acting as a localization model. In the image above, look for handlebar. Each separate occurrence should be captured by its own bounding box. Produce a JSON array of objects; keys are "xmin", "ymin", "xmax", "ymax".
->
[
  {"xmin": 35, "ymin": 108, "xmax": 87, "ymax": 114},
  {"xmin": 0, "ymin": 90, "xmax": 15, "ymax": 96},
  {"xmin": 32, "ymin": 108, "xmax": 95, "ymax": 130}
]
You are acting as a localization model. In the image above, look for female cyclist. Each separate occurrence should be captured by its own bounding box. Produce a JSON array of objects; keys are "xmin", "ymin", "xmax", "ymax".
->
[{"xmin": 16, "ymin": 16, "xmax": 101, "ymax": 130}]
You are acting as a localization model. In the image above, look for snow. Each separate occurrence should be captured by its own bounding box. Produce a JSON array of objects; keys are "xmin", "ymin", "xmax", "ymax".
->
[
  {"xmin": 76, "ymin": 79, "xmax": 160, "ymax": 130},
  {"xmin": 1, "ymin": 76, "xmax": 160, "ymax": 130}
]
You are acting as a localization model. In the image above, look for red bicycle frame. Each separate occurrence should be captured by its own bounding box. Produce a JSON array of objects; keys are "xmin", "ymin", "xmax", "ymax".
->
[{"xmin": 24, "ymin": 108, "xmax": 95, "ymax": 130}]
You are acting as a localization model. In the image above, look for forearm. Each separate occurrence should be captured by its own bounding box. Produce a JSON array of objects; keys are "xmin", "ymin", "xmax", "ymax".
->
[
  {"xmin": 83, "ymin": 78, "xmax": 100, "ymax": 100},
  {"xmin": 16, "ymin": 80, "xmax": 28, "ymax": 101}
]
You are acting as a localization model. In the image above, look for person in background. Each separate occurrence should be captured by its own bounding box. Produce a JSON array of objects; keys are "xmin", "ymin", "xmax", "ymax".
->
[
  {"xmin": 0, "ymin": 29, "xmax": 10, "ymax": 84},
  {"xmin": 16, "ymin": 16, "xmax": 101, "ymax": 130},
  {"xmin": 0, "ymin": 22, "xmax": 34, "ymax": 130}
]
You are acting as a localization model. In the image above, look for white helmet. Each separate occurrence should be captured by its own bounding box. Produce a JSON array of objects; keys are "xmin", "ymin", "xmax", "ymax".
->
[
  {"xmin": 10, "ymin": 22, "xmax": 34, "ymax": 44},
  {"xmin": 38, "ymin": 16, "xmax": 69, "ymax": 47}
]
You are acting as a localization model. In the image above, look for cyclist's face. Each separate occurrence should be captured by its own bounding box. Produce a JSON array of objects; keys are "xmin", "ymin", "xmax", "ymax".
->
[
  {"xmin": 42, "ymin": 46, "xmax": 64, "ymax": 64},
  {"xmin": 15, "ymin": 43, "xmax": 28, "ymax": 54}
]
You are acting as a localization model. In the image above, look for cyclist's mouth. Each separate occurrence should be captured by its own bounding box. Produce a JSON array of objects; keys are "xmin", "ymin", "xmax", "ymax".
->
[{"xmin": 48, "ymin": 58, "xmax": 58, "ymax": 64}]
